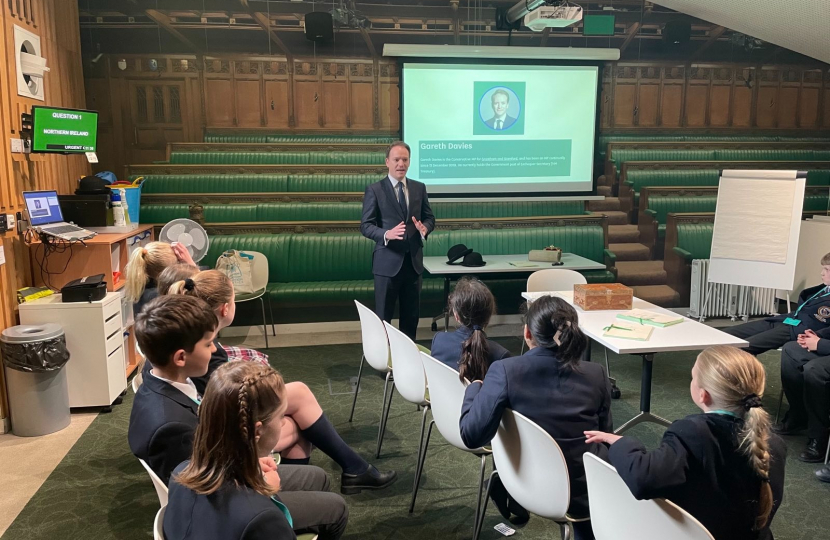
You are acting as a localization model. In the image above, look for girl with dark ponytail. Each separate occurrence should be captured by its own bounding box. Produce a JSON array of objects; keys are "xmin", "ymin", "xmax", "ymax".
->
[
  {"xmin": 431, "ymin": 277, "xmax": 510, "ymax": 381},
  {"xmin": 586, "ymin": 346, "xmax": 787, "ymax": 540},
  {"xmin": 459, "ymin": 295, "xmax": 613, "ymax": 539}
]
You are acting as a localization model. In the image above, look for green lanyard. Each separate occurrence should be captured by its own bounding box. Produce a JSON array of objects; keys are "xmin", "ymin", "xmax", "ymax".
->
[
  {"xmin": 707, "ymin": 409, "xmax": 738, "ymax": 418},
  {"xmin": 793, "ymin": 288, "xmax": 830, "ymax": 318},
  {"xmin": 270, "ymin": 496, "xmax": 294, "ymax": 527}
]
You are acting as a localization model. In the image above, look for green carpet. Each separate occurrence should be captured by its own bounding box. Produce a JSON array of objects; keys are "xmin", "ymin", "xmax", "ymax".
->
[{"xmin": 3, "ymin": 338, "xmax": 829, "ymax": 540}]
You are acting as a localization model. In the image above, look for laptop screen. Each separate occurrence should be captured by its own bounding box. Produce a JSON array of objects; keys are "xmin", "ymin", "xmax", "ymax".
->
[{"xmin": 23, "ymin": 190, "xmax": 63, "ymax": 226}]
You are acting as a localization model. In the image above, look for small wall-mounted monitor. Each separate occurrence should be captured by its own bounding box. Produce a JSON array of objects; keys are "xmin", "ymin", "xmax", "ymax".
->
[{"xmin": 31, "ymin": 106, "xmax": 98, "ymax": 154}]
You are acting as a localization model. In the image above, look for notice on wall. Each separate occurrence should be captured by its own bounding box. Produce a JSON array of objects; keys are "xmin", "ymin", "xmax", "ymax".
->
[{"xmin": 0, "ymin": 245, "xmax": 5, "ymax": 266}]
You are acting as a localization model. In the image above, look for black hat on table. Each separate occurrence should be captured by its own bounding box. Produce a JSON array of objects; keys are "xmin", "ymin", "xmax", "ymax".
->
[
  {"xmin": 460, "ymin": 252, "xmax": 486, "ymax": 267},
  {"xmin": 446, "ymin": 244, "xmax": 473, "ymax": 265},
  {"xmin": 75, "ymin": 175, "xmax": 111, "ymax": 195}
]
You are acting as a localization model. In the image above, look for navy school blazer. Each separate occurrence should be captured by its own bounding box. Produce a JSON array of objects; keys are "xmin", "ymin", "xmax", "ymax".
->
[
  {"xmin": 608, "ymin": 413, "xmax": 786, "ymax": 540},
  {"xmin": 459, "ymin": 346, "xmax": 613, "ymax": 517},
  {"xmin": 164, "ymin": 461, "xmax": 296, "ymax": 540},
  {"xmin": 768, "ymin": 284, "xmax": 830, "ymax": 343}
]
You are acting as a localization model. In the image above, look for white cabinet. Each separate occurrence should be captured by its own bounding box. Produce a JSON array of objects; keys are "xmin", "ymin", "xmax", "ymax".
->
[{"xmin": 19, "ymin": 292, "xmax": 127, "ymax": 408}]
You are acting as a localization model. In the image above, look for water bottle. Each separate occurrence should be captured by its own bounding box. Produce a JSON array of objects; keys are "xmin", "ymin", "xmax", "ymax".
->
[{"xmin": 112, "ymin": 192, "xmax": 126, "ymax": 227}]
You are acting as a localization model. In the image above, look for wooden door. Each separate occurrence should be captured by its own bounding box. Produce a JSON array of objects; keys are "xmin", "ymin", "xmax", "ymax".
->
[{"xmin": 126, "ymin": 81, "xmax": 186, "ymax": 165}]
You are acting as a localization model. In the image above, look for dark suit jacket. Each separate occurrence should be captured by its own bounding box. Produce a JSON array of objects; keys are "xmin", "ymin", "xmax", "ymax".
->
[
  {"xmin": 360, "ymin": 177, "xmax": 435, "ymax": 277},
  {"xmin": 430, "ymin": 326, "xmax": 511, "ymax": 373},
  {"xmin": 133, "ymin": 281, "xmax": 158, "ymax": 316},
  {"xmin": 165, "ymin": 461, "xmax": 296, "ymax": 540},
  {"xmin": 609, "ymin": 413, "xmax": 786, "ymax": 540},
  {"xmin": 768, "ymin": 284, "xmax": 830, "ymax": 342},
  {"xmin": 128, "ymin": 372, "xmax": 199, "ymax": 485},
  {"xmin": 484, "ymin": 115, "xmax": 517, "ymax": 130},
  {"xmin": 459, "ymin": 347, "xmax": 613, "ymax": 517}
]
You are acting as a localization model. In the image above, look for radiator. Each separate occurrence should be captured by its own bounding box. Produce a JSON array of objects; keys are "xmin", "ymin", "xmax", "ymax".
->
[{"xmin": 689, "ymin": 259, "xmax": 778, "ymax": 321}]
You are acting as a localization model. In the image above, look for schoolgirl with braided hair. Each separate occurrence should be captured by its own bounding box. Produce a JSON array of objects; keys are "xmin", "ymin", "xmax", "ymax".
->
[
  {"xmin": 586, "ymin": 345, "xmax": 787, "ymax": 540},
  {"xmin": 166, "ymin": 361, "xmax": 349, "ymax": 540}
]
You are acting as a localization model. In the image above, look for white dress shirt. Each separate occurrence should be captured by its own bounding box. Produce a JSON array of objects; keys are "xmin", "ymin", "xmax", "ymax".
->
[
  {"xmin": 150, "ymin": 369, "xmax": 200, "ymax": 402},
  {"xmin": 492, "ymin": 114, "xmax": 507, "ymax": 130},
  {"xmin": 384, "ymin": 175, "xmax": 426, "ymax": 245}
]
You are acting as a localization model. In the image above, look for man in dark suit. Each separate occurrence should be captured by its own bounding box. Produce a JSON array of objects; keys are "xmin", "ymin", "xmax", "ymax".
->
[
  {"xmin": 360, "ymin": 141, "xmax": 435, "ymax": 340},
  {"xmin": 484, "ymin": 89, "xmax": 517, "ymax": 131}
]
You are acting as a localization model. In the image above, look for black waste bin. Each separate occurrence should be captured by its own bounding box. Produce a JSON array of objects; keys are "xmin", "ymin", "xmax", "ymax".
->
[{"xmin": 0, "ymin": 324, "xmax": 71, "ymax": 436}]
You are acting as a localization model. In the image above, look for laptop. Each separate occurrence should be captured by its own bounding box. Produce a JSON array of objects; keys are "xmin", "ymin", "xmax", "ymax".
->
[{"xmin": 23, "ymin": 190, "xmax": 96, "ymax": 241}]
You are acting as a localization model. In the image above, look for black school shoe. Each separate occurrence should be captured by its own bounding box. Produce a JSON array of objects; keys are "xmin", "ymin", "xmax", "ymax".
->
[
  {"xmin": 798, "ymin": 436, "xmax": 829, "ymax": 463},
  {"xmin": 772, "ymin": 415, "xmax": 807, "ymax": 436},
  {"xmin": 815, "ymin": 466, "xmax": 830, "ymax": 483},
  {"xmin": 341, "ymin": 465, "xmax": 397, "ymax": 495}
]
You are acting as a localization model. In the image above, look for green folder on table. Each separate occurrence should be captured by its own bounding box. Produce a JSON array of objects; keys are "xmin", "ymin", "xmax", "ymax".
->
[
  {"xmin": 602, "ymin": 320, "xmax": 653, "ymax": 341},
  {"xmin": 616, "ymin": 309, "xmax": 684, "ymax": 328}
]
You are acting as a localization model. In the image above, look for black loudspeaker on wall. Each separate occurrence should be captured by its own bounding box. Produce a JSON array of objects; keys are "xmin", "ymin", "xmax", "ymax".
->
[
  {"xmin": 663, "ymin": 21, "xmax": 691, "ymax": 45},
  {"xmin": 305, "ymin": 12, "xmax": 334, "ymax": 42}
]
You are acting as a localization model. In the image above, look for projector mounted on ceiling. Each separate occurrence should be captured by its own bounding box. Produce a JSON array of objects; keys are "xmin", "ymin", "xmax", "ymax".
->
[{"xmin": 525, "ymin": 2, "xmax": 583, "ymax": 32}]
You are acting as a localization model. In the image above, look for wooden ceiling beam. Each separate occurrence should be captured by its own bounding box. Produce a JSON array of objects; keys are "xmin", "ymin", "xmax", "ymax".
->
[
  {"xmin": 145, "ymin": 9, "xmax": 205, "ymax": 54},
  {"xmin": 619, "ymin": 22, "xmax": 641, "ymax": 54},
  {"xmin": 688, "ymin": 25, "xmax": 727, "ymax": 62}
]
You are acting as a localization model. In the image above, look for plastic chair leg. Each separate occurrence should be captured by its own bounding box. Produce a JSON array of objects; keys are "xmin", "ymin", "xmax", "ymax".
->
[
  {"xmin": 259, "ymin": 297, "xmax": 269, "ymax": 349},
  {"xmin": 348, "ymin": 355, "xmax": 365, "ymax": 423},
  {"xmin": 559, "ymin": 522, "xmax": 572, "ymax": 540},
  {"xmin": 409, "ymin": 407, "xmax": 434, "ymax": 513},
  {"xmin": 474, "ymin": 454, "xmax": 488, "ymax": 531},
  {"xmin": 775, "ymin": 388, "xmax": 785, "ymax": 423},
  {"xmin": 474, "ymin": 470, "xmax": 498, "ymax": 540},
  {"xmin": 267, "ymin": 297, "xmax": 276, "ymax": 336},
  {"xmin": 376, "ymin": 372, "xmax": 394, "ymax": 458}
]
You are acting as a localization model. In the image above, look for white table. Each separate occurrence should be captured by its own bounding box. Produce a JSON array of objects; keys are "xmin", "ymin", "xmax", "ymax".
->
[
  {"xmin": 424, "ymin": 253, "xmax": 606, "ymax": 330},
  {"xmin": 522, "ymin": 290, "xmax": 748, "ymax": 433}
]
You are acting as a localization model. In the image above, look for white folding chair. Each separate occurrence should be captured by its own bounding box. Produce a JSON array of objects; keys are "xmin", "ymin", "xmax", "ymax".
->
[
  {"xmin": 153, "ymin": 505, "xmax": 166, "ymax": 540},
  {"xmin": 383, "ymin": 322, "xmax": 431, "ymax": 510},
  {"xmin": 349, "ymin": 301, "xmax": 394, "ymax": 458},
  {"xmin": 131, "ymin": 370, "xmax": 143, "ymax": 393},
  {"xmin": 139, "ymin": 458, "xmax": 169, "ymax": 507},
  {"xmin": 419, "ymin": 352, "xmax": 491, "ymax": 523},
  {"xmin": 583, "ymin": 453, "xmax": 715, "ymax": 540},
  {"xmin": 475, "ymin": 409, "xmax": 587, "ymax": 540},
  {"xmin": 219, "ymin": 251, "xmax": 275, "ymax": 348}
]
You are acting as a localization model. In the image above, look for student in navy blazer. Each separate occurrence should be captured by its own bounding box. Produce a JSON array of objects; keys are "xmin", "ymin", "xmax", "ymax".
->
[
  {"xmin": 724, "ymin": 253, "xmax": 830, "ymax": 356},
  {"xmin": 165, "ymin": 362, "xmax": 347, "ymax": 540},
  {"xmin": 586, "ymin": 346, "xmax": 786, "ymax": 540},
  {"xmin": 460, "ymin": 295, "xmax": 613, "ymax": 539},
  {"xmin": 360, "ymin": 141, "xmax": 435, "ymax": 341},
  {"xmin": 430, "ymin": 277, "xmax": 510, "ymax": 380}
]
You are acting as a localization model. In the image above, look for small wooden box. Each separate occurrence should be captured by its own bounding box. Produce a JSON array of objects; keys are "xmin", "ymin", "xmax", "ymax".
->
[{"xmin": 573, "ymin": 283, "xmax": 633, "ymax": 311}]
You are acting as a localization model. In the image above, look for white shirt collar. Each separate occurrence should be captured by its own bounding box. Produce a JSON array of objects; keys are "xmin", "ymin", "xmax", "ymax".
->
[
  {"xmin": 150, "ymin": 369, "xmax": 200, "ymax": 402},
  {"xmin": 388, "ymin": 175, "xmax": 406, "ymax": 187},
  {"xmin": 494, "ymin": 113, "xmax": 507, "ymax": 122}
]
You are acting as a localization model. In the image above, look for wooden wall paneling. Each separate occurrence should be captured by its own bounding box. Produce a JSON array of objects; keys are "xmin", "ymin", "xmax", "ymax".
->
[
  {"xmin": 777, "ymin": 67, "xmax": 800, "ymax": 128},
  {"xmin": 755, "ymin": 67, "xmax": 780, "ymax": 128},
  {"xmin": 378, "ymin": 62, "xmax": 399, "ymax": 130},
  {"xmin": 612, "ymin": 66, "xmax": 637, "ymax": 127},
  {"xmin": 233, "ymin": 60, "xmax": 263, "ymax": 127},
  {"xmin": 350, "ymin": 60, "xmax": 376, "ymax": 129},
  {"xmin": 322, "ymin": 62, "xmax": 348, "ymax": 128},
  {"xmin": 264, "ymin": 60, "xmax": 290, "ymax": 128},
  {"xmin": 732, "ymin": 67, "xmax": 754, "ymax": 127},
  {"xmin": 659, "ymin": 66, "xmax": 684, "ymax": 127},
  {"xmin": 799, "ymin": 69, "xmax": 823, "ymax": 129},
  {"xmin": 600, "ymin": 65, "xmax": 612, "ymax": 128},
  {"xmin": 204, "ymin": 59, "xmax": 233, "ymax": 127},
  {"xmin": 293, "ymin": 61, "xmax": 321, "ymax": 128},
  {"xmin": 0, "ymin": 0, "xmax": 90, "ymax": 424},
  {"xmin": 636, "ymin": 66, "xmax": 660, "ymax": 127},
  {"xmin": 684, "ymin": 67, "xmax": 710, "ymax": 127},
  {"xmin": 708, "ymin": 67, "xmax": 732, "ymax": 127}
]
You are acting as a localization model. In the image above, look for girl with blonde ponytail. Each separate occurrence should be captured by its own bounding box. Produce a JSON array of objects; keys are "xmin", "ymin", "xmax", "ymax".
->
[
  {"xmin": 125, "ymin": 241, "xmax": 195, "ymax": 313},
  {"xmin": 586, "ymin": 346, "xmax": 787, "ymax": 540}
]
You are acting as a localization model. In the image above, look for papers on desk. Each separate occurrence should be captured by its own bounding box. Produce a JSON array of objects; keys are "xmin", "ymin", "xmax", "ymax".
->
[
  {"xmin": 508, "ymin": 261, "xmax": 540, "ymax": 268},
  {"xmin": 602, "ymin": 320, "xmax": 654, "ymax": 341},
  {"xmin": 616, "ymin": 309, "xmax": 685, "ymax": 328}
]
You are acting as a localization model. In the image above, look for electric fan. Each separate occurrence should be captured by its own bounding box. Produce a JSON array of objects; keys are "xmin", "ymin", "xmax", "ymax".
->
[{"xmin": 159, "ymin": 219, "xmax": 210, "ymax": 263}]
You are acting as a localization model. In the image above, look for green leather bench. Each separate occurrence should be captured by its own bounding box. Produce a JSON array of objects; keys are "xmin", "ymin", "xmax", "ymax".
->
[
  {"xmin": 664, "ymin": 218, "xmax": 714, "ymax": 306},
  {"xmin": 639, "ymin": 194, "xmax": 718, "ymax": 258},
  {"xmin": 204, "ymin": 134, "xmax": 397, "ymax": 144},
  {"xmin": 140, "ymin": 200, "xmax": 587, "ymax": 224},
  {"xmin": 139, "ymin": 174, "xmax": 291, "ymax": 194},
  {"xmin": 202, "ymin": 227, "xmax": 615, "ymax": 324},
  {"xmin": 169, "ymin": 151, "xmax": 386, "ymax": 165},
  {"xmin": 598, "ymin": 133, "xmax": 830, "ymax": 161},
  {"xmin": 622, "ymin": 169, "xmax": 830, "ymax": 211}
]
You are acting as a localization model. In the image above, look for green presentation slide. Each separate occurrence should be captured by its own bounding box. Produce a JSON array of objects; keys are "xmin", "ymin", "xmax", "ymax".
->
[
  {"xmin": 32, "ymin": 107, "xmax": 98, "ymax": 153},
  {"xmin": 402, "ymin": 63, "xmax": 598, "ymax": 194}
]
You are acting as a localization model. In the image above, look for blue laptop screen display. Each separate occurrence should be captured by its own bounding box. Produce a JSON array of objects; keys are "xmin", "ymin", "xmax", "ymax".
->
[{"xmin": 24, "ymin": 191, "xmax": 63, "ymax": 226}]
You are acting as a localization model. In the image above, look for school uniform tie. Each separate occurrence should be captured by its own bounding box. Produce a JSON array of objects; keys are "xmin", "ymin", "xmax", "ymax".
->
[{"xmin": 396, "ymin": 181, "xmax": 408, "ymax": 218}]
